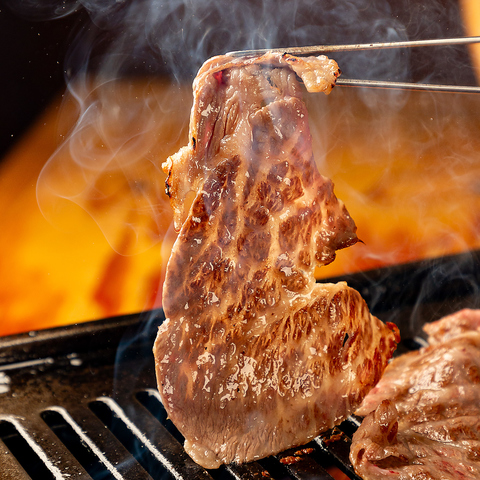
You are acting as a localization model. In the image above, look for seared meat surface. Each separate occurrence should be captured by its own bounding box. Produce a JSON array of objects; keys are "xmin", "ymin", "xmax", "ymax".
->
[
  {"xmin": 423, "ymin": 308, "xmax": 480, "ymax": 345},
  {"xmin": 351, "ymin": 309, "xmax": 480, "ymax": 479},
  {"xmin": 154, "ymin": 53, "xmax": 399, "ymax": 468}
]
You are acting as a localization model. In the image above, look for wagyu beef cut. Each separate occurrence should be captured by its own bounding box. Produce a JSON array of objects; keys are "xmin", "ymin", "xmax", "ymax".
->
[
  {"xmin": 154, "ymin": 52, "xmax": 399, "ymax": 469},
  {"xmin": 351, "ymin": 309, "xmax": 480, "ymax": 480}
]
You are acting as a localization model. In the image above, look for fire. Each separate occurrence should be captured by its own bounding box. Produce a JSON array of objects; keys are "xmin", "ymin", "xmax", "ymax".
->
[
  {"xmin": 0, "ymin": 80, "xmax": 187, "ymax": 336},
  {"xmin": 1, "ymin": 70, "xmax": 480, "ymax": 337},
  {"xmin": 460, "ymin": 0, "xmax": 480, "ymax": 79}
]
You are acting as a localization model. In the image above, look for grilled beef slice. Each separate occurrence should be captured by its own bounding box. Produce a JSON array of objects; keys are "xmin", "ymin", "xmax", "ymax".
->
[
  {"xmin": 352, "ymin": 309, "xmax": 480, "ymax": 480},
  {"xmin": 154, "ymin": 53, "xmax": 399, "ymax": 468}
]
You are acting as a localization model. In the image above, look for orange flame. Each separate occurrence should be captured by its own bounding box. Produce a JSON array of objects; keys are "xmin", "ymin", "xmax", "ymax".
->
[{"xmin": 1, "ymin": 73, "xmax": 480, "ymax": 337}]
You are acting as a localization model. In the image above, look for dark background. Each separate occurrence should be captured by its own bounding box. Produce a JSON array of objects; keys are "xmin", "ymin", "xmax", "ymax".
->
[
  {"xmin": 0, "ymin": 6, "xmax": 90, "ymax": 160},
  {"xmin": 0, "ymin": 0, "xmax": 476, "ymax": 162}
]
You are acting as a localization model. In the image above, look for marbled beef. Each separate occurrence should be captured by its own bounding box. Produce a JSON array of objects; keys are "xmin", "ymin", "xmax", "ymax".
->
[
  {"xmin": 351, "ymin": 309, "xmax": 480, "ymax": 480},
  {"xmin": 154, "ymin": 52, "xmax": 399, "ymax": 468}
]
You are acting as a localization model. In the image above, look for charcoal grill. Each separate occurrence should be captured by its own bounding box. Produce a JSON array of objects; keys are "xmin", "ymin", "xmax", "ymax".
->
[{"xmin": 1, "ymin": 250, "xmax": 480, "ymax": 480}]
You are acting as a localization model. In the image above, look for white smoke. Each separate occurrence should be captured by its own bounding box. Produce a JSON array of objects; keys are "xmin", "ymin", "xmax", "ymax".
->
[{"xmin": 5, "ymin": 0, "xmax": 473, "ymax": 255}]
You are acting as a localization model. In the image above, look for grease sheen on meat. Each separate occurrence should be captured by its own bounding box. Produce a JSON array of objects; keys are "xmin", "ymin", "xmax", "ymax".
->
[
  {"xmin": 154, "ymin": 53, "xmax": 399, "ymax": 469},
  {"xmin": 351, "ymin": 309, "xmax": 480, "ymax": 480}
]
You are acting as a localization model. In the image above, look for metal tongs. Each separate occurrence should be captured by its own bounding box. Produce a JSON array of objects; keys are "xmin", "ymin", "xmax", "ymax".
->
[{"xmin": 227, "ymin": 36, "xmax": 480, "ymax": 93}]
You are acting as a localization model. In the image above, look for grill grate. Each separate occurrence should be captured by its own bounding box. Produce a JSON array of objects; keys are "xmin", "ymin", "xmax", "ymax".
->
[{"xmin": 1, "ymin": 250, "xmax": 480, "ymax": 479}]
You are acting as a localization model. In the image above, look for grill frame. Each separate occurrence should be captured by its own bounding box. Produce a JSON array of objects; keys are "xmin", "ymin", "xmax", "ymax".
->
[{"xmin": 1, "ymin": 249, "xmax": 480, "ymax": 480}]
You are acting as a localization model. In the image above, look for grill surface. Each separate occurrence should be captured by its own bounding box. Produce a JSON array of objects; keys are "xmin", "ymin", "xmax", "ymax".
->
[{"xmin": 1, "ymin": 250, "xmax": 480, "ymax": 480}]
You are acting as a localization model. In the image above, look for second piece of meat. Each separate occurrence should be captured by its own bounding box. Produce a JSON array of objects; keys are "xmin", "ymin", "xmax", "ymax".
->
[{"xmin": 352, "ymin": 309, "xmax": 480, "ymax": 480}]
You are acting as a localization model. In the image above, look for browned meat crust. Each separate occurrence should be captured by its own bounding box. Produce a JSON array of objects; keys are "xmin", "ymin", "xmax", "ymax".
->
[
  {"xmin": 351, "ymin": 309, "xmax": 480, "ymax": 480},
  {"xmin": 423, "ymin": 308, "xmax": 480, "ymax": 345},
  {"xmin": 154, "ymin": 52, "xmax": 398, "ymax": 468}
]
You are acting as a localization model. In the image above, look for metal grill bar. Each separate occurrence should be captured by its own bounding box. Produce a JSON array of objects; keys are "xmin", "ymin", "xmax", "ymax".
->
[
  {"xmin": 42, "ymin": 405, "xmax": 150, "ymax": 480},
  {"xmin": 94, "ymin": 396, "xmax": 214, "ymax": 480},
  {"xmin": 1, "ymin": 415, "xmax": 87, "ymax": 479},
  {"xmin": 0, "ymin": 423, "xmax": 46, "ymax": 480},
  {"xmin": 226, "ymin": 461, "xmax": 275, "ymax": 479}
]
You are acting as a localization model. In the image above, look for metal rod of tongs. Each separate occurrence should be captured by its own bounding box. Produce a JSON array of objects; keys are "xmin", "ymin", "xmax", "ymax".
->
[
  {"xmin": 336, "ymin": 78, "xmax": 480, "ymax": 93},
  {"xmin": 227, "ymin": 36, "xmax": 480, "ymax": 57},
  {"xmin": 227, "ymin": 36, "xmax": 480, "ymax": 93}
]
